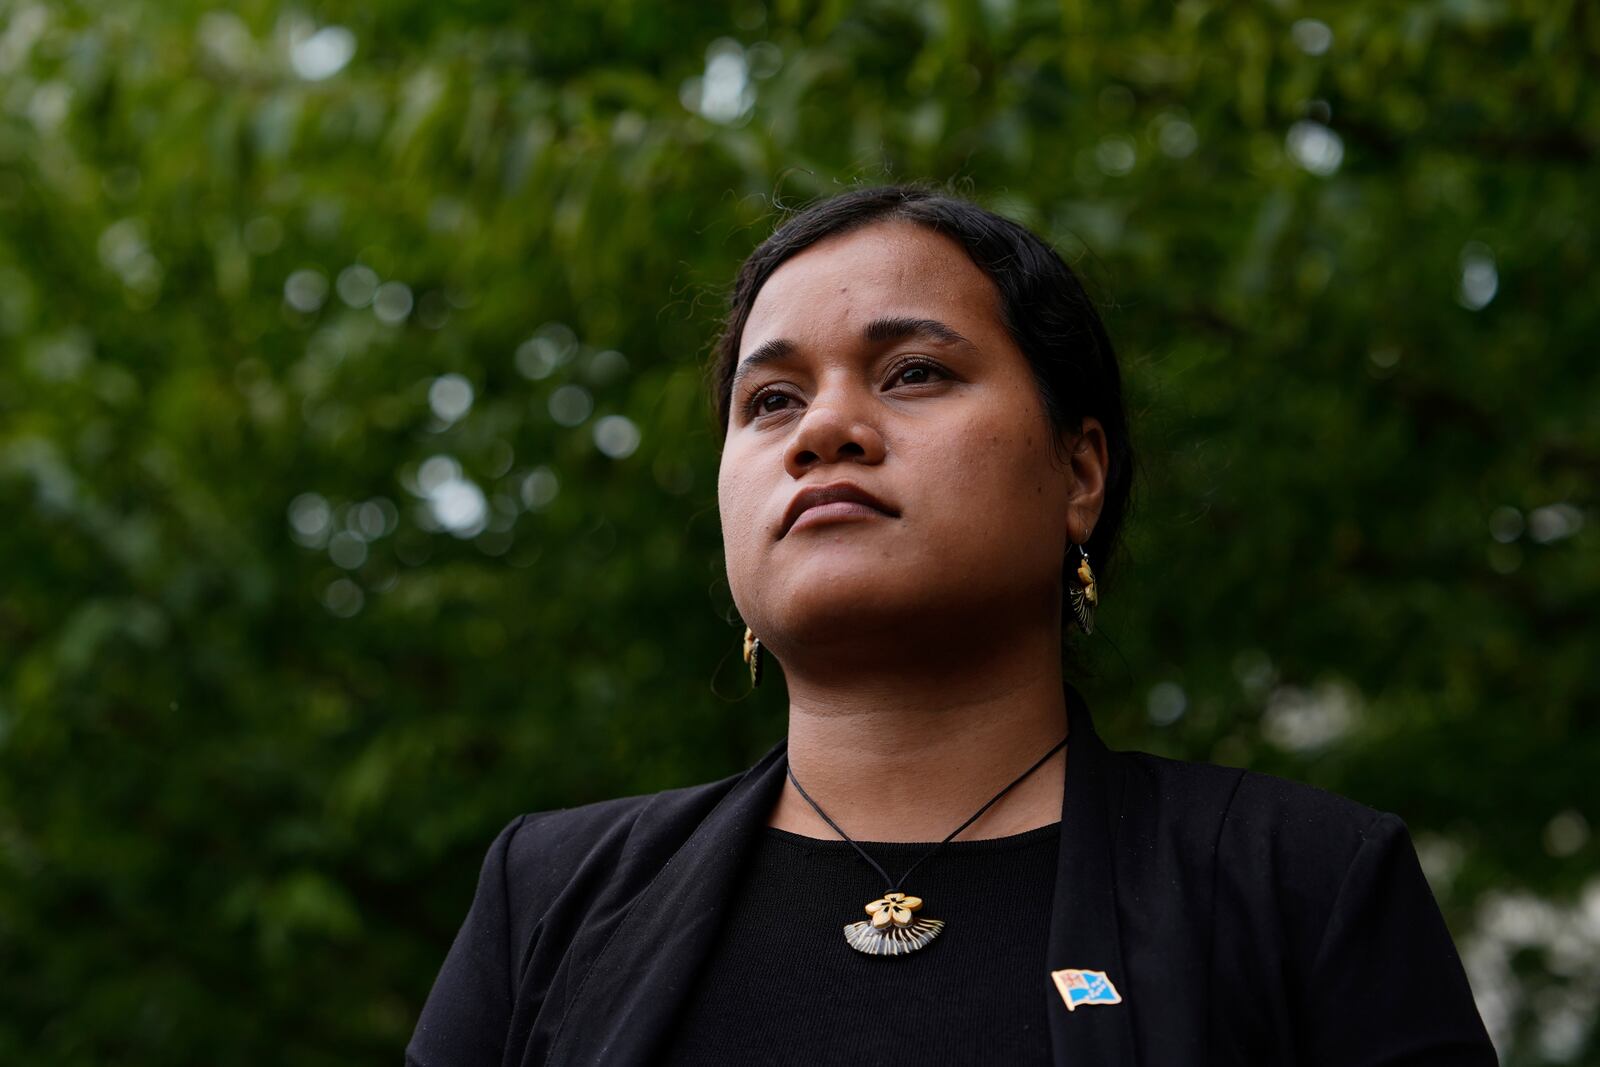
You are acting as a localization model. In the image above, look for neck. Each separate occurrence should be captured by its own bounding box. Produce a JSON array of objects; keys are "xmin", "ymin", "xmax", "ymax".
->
[{"xmin": 765, "ymin": 617, "xmax": 1072, "ymax": 843}]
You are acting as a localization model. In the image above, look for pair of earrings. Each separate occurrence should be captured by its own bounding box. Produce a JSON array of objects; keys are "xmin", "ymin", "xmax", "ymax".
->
[{"xmin": 740, "ymin": 543, "xmax": 1098, "ymax": 688}]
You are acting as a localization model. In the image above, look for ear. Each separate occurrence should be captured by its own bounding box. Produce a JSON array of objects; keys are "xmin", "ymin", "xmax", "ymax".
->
[{"xmin": 1062, "ymin": 416, "xmax": 1108, "ymax": 545}]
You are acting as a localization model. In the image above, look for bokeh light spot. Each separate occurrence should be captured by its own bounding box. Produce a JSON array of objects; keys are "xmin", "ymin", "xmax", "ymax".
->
[
  {"xmin": 682, "ymin": 38, "xmax": 754, "ymax": 124},
  {"xmin": 428, "ymin": 374, "xmax": 474, "ymax": 425},
  {"xmin": 1154, "ymin": 114, "xmax": 1197, "ymax": 158},
  {"xmin": 410, "ymin": 454, "xmax": 486, "ymax": 536},
  {"xmin": 288, "ymin": 492, "xmax": 332, "ymax": 546},
  {"xmin": 373, "ymin": 281, "xmax": 414, "ymax": 324},
  {"xmin": 1262, "ymin": 679, "xmax": 1359, "ymax": 751},
  {"xmin": 1286, "ymin": 121, "xmax": 1344, "ymax": 176},
  {"xmin": 1291, "ymin": 18, "xmax": 1333, "ymax": 56},
  {"xmin": 429, "ymin": 479, "xmax": 487, "ymax": 537},
  {"xmin": 416, "ymin": 454, "xmax": 462, "ymax": 494},
  {"xmin": 328, "ymin": 531, "xmax": 367, "ymax": 569},
  {"xmin": 350, "ymin": 499, "xmax": 393, "ymax": 540},
  {"xmin": 548, "ymin": 384, "xmax": 593, "ymax": 427},
  {"xmin": 1543, "ymin": 810, "xmax": 1590, "ymax": 858},
  {"xmin": 515, "ymin": 322, "xmax": 579, "ymax": 380},
  {"xmin": 1458, "ymin": 243, "xmax": 1499, "ymax": 310},
  {"xmin": 520, "ymin": 466, "xmax": 559, "ymax": 510},
  {"xmin": 585, "ymin": 348, "xmax": 630, "ymax": 385},
  {"xmin": 593, "ymin": 415, "xmax": 641, "ymax": 459},
  {"xmin": 322, "ymin": 577, "xmax": 364, "ymax": 617},
  {"xmin": 1488, "ymin": 506, "xmax": 1524, "ymax": 544},
  {"xmin": 336, "ymin": 264, "xmax": 379, "ymax": 308},
  {"xmin": 1094, "ymin": 136, "xmax": 1137, "ymax": 176},
  {"xmin": 290, "ymin": 25, "xmax": 356, "ymax": 81},
  {"xmin": 283, "ymin": 269, "xmax": 329, "ymax": 313},
  {"xmin": 1528, "ymin": 503, "xmax": 1583, "ymax": 544},
  {"xmin": 1147, "ymin": 681, "xmax": 1187, "ymax": 726}
]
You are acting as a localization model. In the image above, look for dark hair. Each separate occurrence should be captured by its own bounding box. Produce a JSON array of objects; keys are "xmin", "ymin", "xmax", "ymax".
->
[{"xmin": 708, "ymin": 182, "xmax": 1136, "ymax": 619}]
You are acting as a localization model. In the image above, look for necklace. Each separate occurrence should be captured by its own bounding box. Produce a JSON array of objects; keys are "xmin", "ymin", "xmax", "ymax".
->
[{"xmin": 785, "ymin": 731, "xmax": 1068, "ymax": 956}]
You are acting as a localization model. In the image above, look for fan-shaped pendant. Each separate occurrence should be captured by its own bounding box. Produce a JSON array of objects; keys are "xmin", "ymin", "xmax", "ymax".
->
[{"xmin": 843, "ymin": 891, "xmax": 944, "ymax": 956}]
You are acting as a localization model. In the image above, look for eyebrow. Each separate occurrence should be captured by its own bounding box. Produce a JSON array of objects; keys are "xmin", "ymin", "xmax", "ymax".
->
[{"xmin": 729, "ymin": 316, "xmax": 975, "ymax": 396}]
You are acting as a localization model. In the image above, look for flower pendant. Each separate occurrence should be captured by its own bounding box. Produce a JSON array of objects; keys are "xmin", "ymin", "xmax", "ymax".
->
[{"xmin": 843, "ymin": 891, "xmax": 944, "ymax": 956}]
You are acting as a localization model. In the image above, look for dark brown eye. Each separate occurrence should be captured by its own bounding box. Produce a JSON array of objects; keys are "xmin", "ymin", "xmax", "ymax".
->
[
  {"xmin": 745, "ymin": 388, "xmax": 794, "ymax": 417},
  {"xmin": 890, "ymin": 360, "xmax": 946, "ymax": 387}
]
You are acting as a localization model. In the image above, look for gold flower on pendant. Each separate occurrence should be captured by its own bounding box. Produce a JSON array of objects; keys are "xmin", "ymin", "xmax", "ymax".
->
[{"xmin": 864, "ymin": 891, "xmax": 923, "ymax": 929}]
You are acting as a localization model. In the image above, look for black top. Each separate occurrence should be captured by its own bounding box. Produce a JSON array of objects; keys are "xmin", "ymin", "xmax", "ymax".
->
[
  {"xmin": 658, "ymin": 822, "xmax": 1063, "ymax": 1065},
  {"xmin": 405, "ymin": 683, "xmax": 1496, "ymax": 1066}
]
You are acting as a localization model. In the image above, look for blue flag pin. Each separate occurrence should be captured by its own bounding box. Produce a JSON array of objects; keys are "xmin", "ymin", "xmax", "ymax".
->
[{"xmin": 1051, "ymin": 968, "xmax": 1123, "ymax": 1012}]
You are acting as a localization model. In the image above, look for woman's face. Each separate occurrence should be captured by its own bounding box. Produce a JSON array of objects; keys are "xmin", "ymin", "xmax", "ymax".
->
[{"xmin": 717, "ymin": 219, "xmax": 1105, "ymax": 655}]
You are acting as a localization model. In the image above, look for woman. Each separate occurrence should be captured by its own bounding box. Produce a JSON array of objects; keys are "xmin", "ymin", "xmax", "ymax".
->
[{"xmin": 407, "ymin": 185, "xmax": 1496, "ymax": 1065}]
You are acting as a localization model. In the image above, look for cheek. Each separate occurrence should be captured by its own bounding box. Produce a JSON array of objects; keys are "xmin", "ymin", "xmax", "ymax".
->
[
  {"xmin": 925, "ymin": 408, "xmax": 1063, "ymax": 553},
  {"xmin": 716, "ymin": 448, "xmax": 764, "ymax": 570}
]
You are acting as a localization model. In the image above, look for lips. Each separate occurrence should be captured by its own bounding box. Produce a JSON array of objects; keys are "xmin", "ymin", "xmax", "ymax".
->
[{"xmin": 780, "ymin": 481, "xmax": 899, "ymax": 538}]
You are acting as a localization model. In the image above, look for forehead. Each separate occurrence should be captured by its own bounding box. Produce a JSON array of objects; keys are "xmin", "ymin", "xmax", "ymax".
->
[{"xmin": 740, "ymin": 220, "xmax": 1002, "ymax": 355}]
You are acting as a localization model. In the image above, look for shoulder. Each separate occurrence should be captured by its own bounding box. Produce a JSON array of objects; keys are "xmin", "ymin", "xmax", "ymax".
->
[
  {"xmin": 1104, "ymin": 754, "xmax": 1493, "ymax": 1061},
  {"xmin": 1112, "ymin": 747, "xmax": 1410, "ymax": 934},
  {"xmin": 491, "ymin": 766, "xmax": 751, "ymax": 916},
  {"xmin": 407, "ymin": 769, "xmax": 760, "ymax": 1066},
  {"xmin": 1115, "ymin": 745, "xmax": 1390, "ymax": 849},
  {"xmin": 1113, "ymin": 747, "xmax": 1433, "ymax": 969}
]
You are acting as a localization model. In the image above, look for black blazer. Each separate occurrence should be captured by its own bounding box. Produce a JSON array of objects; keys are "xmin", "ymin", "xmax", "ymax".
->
[{"xmin": 407, "ymin": 687, "xmax": 1496, "ymax": 1066}]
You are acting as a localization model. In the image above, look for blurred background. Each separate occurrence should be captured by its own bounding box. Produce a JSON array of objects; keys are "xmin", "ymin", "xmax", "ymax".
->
[{"xmin": 0, "ymin": 0, "xmax": 1595, "ymax": 1062}]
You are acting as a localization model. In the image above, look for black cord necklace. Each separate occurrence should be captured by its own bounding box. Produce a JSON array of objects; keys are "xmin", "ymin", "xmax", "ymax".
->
[{"xmin": 786, "ymin": 731, "xmax": 1068, "ymax": 956}]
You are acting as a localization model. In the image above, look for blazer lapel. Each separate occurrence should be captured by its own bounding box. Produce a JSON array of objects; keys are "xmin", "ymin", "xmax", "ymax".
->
[
  {"xmin": 544, "ymin": 737, "xmax": 790, "ymax": 1065},
  {"xmin": 1046, "ymin": 683, "xmax": 1139, "ymax": 1063}
]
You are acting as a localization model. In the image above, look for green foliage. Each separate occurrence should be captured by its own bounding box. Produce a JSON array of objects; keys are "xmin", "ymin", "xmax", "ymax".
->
[{"xmin": 0, "ymin": 0, "xmax": 1595, "ymax": 1062}]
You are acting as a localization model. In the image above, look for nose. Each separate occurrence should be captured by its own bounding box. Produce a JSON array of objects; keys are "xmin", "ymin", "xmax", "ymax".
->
[{"xmin": 783, "ymin": 386, "xmax": 887, "ymax": 479}]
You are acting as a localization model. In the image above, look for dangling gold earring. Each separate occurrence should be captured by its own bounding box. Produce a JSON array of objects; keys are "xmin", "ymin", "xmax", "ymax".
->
[
  {"xmin": 1068, "ymin": 542, "xmax": 1099, "ymax": 635},
  {"xmin": 742, "ymin": 626, "xmax": 764, "ymax": 687}
]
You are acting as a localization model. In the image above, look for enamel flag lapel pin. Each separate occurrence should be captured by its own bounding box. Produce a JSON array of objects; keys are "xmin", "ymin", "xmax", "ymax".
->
[{"xmin": 1051, "ymin": 968, "xmax": 1122, "ymax": 1012}]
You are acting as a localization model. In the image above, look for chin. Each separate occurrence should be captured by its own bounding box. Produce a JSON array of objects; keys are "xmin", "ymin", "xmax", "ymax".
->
[{"xmin": 756, "ymin": 563, "xmax": 963, "ymax": 643}]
